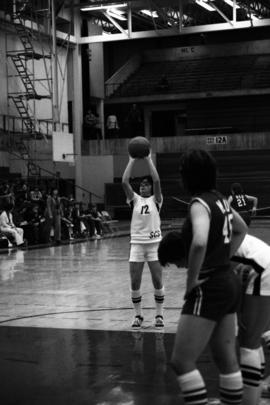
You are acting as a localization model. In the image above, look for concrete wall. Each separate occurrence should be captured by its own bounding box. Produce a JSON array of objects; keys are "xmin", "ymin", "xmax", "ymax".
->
[
  {"xmin": 143, "ymin": 39, "xmax": 270, "ymax": 62},
  {"xmin": 85, "ymin": 132, "xmax": 270, "ymax": 156},
  {"xmin": 81, "ymin": 155, "xmax": 114, "ymax": 204}
]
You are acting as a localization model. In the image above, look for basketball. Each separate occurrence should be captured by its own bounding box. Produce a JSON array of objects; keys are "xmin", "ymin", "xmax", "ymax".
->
[{"xmin": 128, "ymin": 136, "xmax": 150, "ymax": 158}]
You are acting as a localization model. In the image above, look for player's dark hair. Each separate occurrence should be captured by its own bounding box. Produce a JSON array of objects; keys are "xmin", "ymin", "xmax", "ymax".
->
[
  {"xmin": 140, "ymin": 175, "xmax": 153, "ymax": 186},
  {"xmin": 231, "ymin": 182, "xmax": 244, "ymax": 194},
  {"xmin": 158, "ymin": 231, "xmax": 188, "ymax": 266},
  {"xmin": 180, "ymin": 149, "xmax": 217, "ymax": 194}
]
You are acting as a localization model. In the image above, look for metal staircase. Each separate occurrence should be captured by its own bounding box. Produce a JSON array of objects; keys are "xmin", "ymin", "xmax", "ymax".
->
[{"xmin": 6, "ymin": 0, "xmax": 52, "ymax": 137}]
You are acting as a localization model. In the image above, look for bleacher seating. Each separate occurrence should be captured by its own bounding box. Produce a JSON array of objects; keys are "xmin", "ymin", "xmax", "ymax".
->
[{"xmin": 110, "ymin": 54, "xmax": 270, "ymax": 98}]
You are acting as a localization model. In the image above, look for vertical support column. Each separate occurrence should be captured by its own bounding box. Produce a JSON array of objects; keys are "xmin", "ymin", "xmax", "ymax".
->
[
  {"xmin": 178, "ymin": 0, "xmax": 183, "ymax": 33},
  {"xmin": 97, "ymin": 99, "xmax": 105, "ymax": 140},
  {"xmin": 233, "ymin": 0, "xmax": 237, "ymax": 24},
  {"xmin": 72, "ymin": 1, "xmax": 84, "ymax": 202},
  {"xmin": 51, "ymin": 0, "xmax": 60, "ymax": 126},
  {"xmin": 144, "ymin": 107, "xmax": 151, "ymax": 140},
  {"xmin": 128, "ymin": 3, "xmax": 132, "ymax": 38}
]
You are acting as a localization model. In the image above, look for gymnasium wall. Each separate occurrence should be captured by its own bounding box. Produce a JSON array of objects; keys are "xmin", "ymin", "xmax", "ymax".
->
[{"xmin": 143, "ymin": 39, "xmax": 270, "ymax": 62}]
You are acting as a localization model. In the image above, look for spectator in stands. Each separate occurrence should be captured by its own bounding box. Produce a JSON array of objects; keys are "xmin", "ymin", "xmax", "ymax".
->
[
  {"xmin": 126, "ymin": 104, "xmax": 143, "ymax": 137},
  {"xmin": 0, "ymin": 202, "xmax": 25, "ymax": 247},
  {"xmin": 21, "ymin": 204, "xmax": 46, "ymax": 245},
  {"xmin": 228, "ymin": 183, "xmax": 258, "ymax": 226},
  {"xmin": 16, "ymin": 181, "xmax": 29, "ymax": 204},
  {"xmin": 29, "ymin": 186, "xmax": 43, "ymax": 206},
  {"xmin": 84, "ymin": 203, "xmax": 102, "ymax": 239},
  {"xmin": 45, "ymin": 188, "xmax": 62, "ymax": 244},
  {"xmin": 61, "ymin": 203, "xmax": 75, "ymax": 240},
  {"xmin": 72, "ymin": 202, "xmax": 88, "ymax": 238},
  {"xmin": 100, "ymin": 209, "xmax": 118, "ymax": 234},
  {"xmin": 84, "ymin": 109, "xmax": 101, "ymax": 140},
  {"xmin": 106, "ymin": 114, "xmax": 119, "ymax": 138},
  {"xmin": 156, "ymin": 74, "xmax": 170, "ymax": 91}
]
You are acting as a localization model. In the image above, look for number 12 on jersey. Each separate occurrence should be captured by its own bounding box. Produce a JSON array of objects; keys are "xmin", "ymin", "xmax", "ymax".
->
[{"xmin": 141, "ymin": 205, "xmax": 150, "ymax": 215}]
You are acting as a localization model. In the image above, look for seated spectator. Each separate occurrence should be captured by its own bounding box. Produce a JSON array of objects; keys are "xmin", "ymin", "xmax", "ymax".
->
[
  {"xmin": 86, "ymin": 203, "xmax": 103, "ymax": 239},
  {"xmin": 0, "ymin": 202, "xmax": 25, "ymax": 247},
  {"xmin": 72, "ymin": 202, "xmax": 88, "ymax": 238},
  {"xmin": 100, "ymin": 210, "xmax": 118, "ymax": 233},
  {"xmin": 20, "ymin": 204, "xmax": 46, "ymax": 245},
  {"xmin": 61, "ymin": 204, "xmax": 75, "ymax": 240}
]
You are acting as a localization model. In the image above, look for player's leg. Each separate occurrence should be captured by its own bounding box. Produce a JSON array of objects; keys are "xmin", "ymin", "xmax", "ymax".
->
[
  {"xmin": 171, "ymin": 314, "xmax": 216, "ymax": 405},
  {"xmin": 129, "ymin": 244, "xmax": 145, "ymax": 328},
  {"xmin": 238, "ymin": 295, "xmax": 270, "ymax": 404},
  {"xmin": 129, "ymin": 261, "xmax": 144, "ymax": 328},
  {"xmin": 210, "ymin": 313, "xmax": 243, "ymax": 405},
  {"xmin": 147, "ymin": 244, "xmax": 165, "ymax": 328}
]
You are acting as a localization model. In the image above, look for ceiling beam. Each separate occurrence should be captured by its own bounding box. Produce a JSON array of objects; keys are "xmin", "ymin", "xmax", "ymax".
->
[{"xmin": 79, "ymin": 17, "xmax": 270, "ymax": 43}]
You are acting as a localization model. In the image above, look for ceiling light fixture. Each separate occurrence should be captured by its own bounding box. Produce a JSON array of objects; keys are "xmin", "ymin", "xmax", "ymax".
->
[
  {"xmin": 223, "ymin": 0, "xmax": 240, "ymax": 9},
  {"xmin": 107, "ymin": 9, "xmax": 127, "ymax": 20},
  {"xmin": 81, "ymin": 3, "xmax": 127, "ymax": 11},
  {"xmin": 140, "ymin": 9, "xmax": 159, "ymax": 18},
  {"xmin": 195, "ymin": 0, "xmax": 215, "ymax": 11}
]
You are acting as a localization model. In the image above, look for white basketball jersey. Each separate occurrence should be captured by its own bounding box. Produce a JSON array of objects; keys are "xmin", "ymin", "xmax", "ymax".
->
[
  {"xmin": 235, "ymin": 234, "xmax": 270, "ymax": 271},
  {"xmin": 128, "ymin": 192, "xmax": 162, "ymax": 244}
]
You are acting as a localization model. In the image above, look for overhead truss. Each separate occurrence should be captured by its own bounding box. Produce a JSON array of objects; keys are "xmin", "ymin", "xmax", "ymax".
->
[{"xmin": 75, "ymin": 0, "xmax": 270, "ymax": 42}]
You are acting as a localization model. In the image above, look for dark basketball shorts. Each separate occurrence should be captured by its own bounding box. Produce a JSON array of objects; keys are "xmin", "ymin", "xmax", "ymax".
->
[{"xmin": 182, "ymin": 269, "xmax": 241, "ymax": 322}]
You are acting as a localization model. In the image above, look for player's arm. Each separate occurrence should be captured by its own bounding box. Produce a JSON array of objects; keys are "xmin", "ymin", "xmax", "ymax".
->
[
  {"xmin": 186, "ymin": 202, "xmax": 210, "ymax": 296},
  {"xmin": 122, "ymin": 156, "xmax": 135, "ymax": 201},
  {"xmin": 246, "ymin": 194, "xmax": 258, "ymax": 215},
  {"xmin": 145, "ymin": 154, "xmax": 162, "ymax": 204},
  {"xmin": 227, "ymin": 195, "xmax": 233, "ymax": 205},
  {"xmin": 230, "ymin": 208, "xmax": 248, "ymax": 257}
]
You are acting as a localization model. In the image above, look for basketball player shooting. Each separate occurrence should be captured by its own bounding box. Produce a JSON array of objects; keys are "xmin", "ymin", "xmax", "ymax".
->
[{"xmin": 122, "ymin": 141, "xmax": 164, "ymax": 330}]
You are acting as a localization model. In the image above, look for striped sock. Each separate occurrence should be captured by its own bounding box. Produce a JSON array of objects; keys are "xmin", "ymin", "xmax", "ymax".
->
[
  {"xmin": 154, "ymin": 286, "xmax": 165, "ymax": 317},
  {"xmin": 258, "ymin": 345, "xmax": 266, "ymax": 399},
  {"xmin": 131, "ymin": 289, "xmax": 142, "ymax": 317},
  {"xmin": 259, "ymin": 346, "xmax": 265, "ymax": 379},
  {"xmin": 177, "ymin": 369, "xmax": 207, "ymax": 405},
  {"xmin": 219, "ymin": 371, "xmax": 243, "ymax": 405},
  {"xmin": 240, "ymin": 347, "xmax": 261, "ymax": 405}
]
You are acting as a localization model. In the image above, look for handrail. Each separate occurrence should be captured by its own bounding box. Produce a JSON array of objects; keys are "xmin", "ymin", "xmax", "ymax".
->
[
  {"xmin": 8, "ymin": 150, "xmax": 102, "ymax": 201},
  {"xmin": 0, "ymin": 114, "xmax": 69, "ymax": 136}
]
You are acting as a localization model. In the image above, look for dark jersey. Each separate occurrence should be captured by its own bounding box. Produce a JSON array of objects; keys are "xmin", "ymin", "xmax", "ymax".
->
[
  {"xmin": 182, "ymin": 190, "xmax": 233, "ymax": 279},
  {"xmin": 230, "ymin": 193, "xmax": 249, "ymax": 212}
]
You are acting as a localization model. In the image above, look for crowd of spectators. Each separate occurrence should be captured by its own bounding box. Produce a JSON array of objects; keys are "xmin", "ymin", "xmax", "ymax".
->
[{"xmin": 0, "ymin": 180, "xmax": 117, "ymax": 249}]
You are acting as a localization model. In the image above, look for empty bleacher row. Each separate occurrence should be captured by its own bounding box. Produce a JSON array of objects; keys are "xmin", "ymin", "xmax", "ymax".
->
[
  {"xmin": 105, "ymin": 150, "xmax": 270, "ymax": 219},
  {"xmin": 110, "ymin": 54, "xmax": 270, "ymax": 98}
]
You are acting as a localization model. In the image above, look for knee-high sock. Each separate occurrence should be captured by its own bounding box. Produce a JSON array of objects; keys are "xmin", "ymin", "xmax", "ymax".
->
[
  {"xmin": 219, "ymin": 371, "xmax": 243, "ymax": 405},
  {"xmin": 177, "ymin": 369, "xmax": 207, "ymax": 405},
  {"xmin": 258, "ymin": 345, "xmax": 266, "ymax": 399},
  {"xmin": 154, "ymin": 286, "xmax": 165, "ymax": 317},
  {"xmin": 131, "ymin": 289, "xmax": 142, "ymax": 317},
  {"xmin": 240, "ymin": 347, "xmax": 261, "ymax": 405}
]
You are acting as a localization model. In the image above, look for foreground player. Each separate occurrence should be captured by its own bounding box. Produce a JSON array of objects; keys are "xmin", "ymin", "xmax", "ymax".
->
[
  {"xmin": 232, "ymin": 234, "xmax": 270, "ymax": 405},
  {"xmin": 158, "ymin": 149, "xmax": 247, "ymax": 405},
  {"xmin": 122, "ymin": 153, "xmax": 164, "ymax": 329}
]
